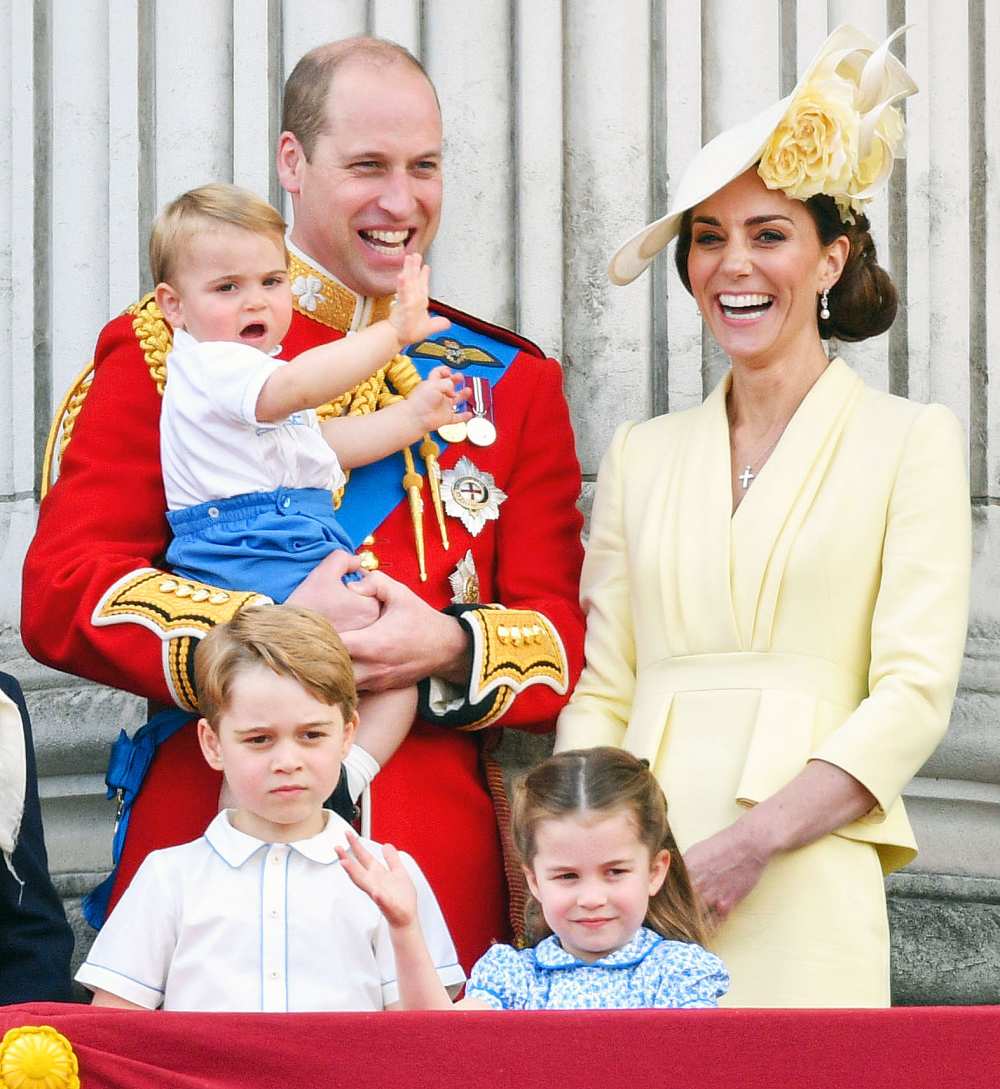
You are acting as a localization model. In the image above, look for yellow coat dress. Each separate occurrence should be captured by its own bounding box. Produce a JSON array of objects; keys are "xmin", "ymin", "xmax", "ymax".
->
[{"xmin": 556, "ymin": 359, "xmax": 971, "ymax": 1007}]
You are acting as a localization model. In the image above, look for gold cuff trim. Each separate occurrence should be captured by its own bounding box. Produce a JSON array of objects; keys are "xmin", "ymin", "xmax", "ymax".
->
[
  {"xmin": 466, "ymin": 607, "xmax": 569, "ymax": 706},
  {"xmin": 93, "ymin": 569, "xmax": 271, "ymax": 713},
  {"xmin": 165, "ymin": 636, "xmax": 199, "ymax": 713},
  {"xmin": 456, "ymin": 685, "xmax": 516, "ymax": 732},
  {"xmin": 92, "ymin": 568, "xmax": 272, "ymax": 640}
]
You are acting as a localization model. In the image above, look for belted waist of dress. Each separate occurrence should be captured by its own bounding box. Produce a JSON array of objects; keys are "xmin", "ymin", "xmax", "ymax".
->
[{"xmin": 641, "ymin": 652, "xmax": 867, "ymax": 709}]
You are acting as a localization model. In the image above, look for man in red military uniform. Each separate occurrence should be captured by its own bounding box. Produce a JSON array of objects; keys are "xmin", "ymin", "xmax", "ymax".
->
[{"xmin": 21, "ymin": 37, "xmax": 584, "ymax": 972}]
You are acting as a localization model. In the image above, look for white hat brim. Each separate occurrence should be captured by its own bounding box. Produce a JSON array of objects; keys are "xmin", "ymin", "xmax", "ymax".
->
[{"xmin": 608, "ymin": 24, "xmax": 892, "ymax": 286}]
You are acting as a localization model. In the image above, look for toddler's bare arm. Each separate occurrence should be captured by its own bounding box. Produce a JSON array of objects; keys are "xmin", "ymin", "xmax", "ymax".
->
[
  {"xmin": 255, "ymin": 255, "xmax": 450, "ymax": 422},
  {"xmin": 320, "ymin": 365, "xmax": 469, "ymax": 469}
]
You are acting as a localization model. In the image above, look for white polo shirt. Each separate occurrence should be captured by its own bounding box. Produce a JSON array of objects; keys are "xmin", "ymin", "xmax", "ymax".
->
[
  {"xmin": 76, "ymin": 811, "xmax": 464, "ymax": 1011},
  {"xmin": 160, "ymin": 329, "xmax": 345, "ymax": 511}
]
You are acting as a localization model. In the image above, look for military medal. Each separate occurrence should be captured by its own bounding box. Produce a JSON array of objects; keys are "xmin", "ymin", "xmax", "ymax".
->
[
  {"xmin": 437, "ymin": 413, "xmax": 468, "ymax": 444},
  {"xmin": 466, "ymin": 376, "xmax": 497, "ymax": 447},
  {"xmin": 437, "ymin": 379, "xmax": 469, "ymax": 443},
  {"xmin": 441, "ymin": 456, "xmax": 507, "ymax": 537},
  {"xmin": 449, "ymin": 549, "xmax": 481, "ymax": 604}
]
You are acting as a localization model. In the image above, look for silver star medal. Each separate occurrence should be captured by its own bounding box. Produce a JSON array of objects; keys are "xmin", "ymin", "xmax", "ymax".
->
[
  {"xmin": 449, "ymin": 549, "xmax": 481, "ymax": 604},
  {"xmin": 441, "ymin": 456, "xmax": 507, "ymax": 537}
]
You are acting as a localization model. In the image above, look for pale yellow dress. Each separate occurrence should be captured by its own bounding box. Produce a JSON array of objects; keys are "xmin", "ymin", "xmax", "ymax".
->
[{"xmin": 556, "ymin": 359, "xmax": 971, "ymax": 1007}]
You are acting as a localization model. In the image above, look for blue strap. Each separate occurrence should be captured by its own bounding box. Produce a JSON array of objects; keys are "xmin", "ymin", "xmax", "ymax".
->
[{"xmin": 83, "ymin": 708, "xmax": 191, "ymax": 929}]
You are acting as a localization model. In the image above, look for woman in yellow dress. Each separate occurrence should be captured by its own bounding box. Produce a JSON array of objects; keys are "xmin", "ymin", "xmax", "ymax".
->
[{"xmin": 556, "ymin": 26, "xmax": 971, "ymax": 1007}]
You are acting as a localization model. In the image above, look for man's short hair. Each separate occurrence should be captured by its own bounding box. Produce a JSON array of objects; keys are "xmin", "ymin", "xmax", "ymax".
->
[
  {"xmin": 149, "ymin": 182, "xmax": 287, "ymax": 286},
  {"xmin": 282, "ymin": 36, "xmax": 439, "ymax": 162},
  {"xmin": 195, "ymin": 605, "xmax": 358, "ymax": 728}
]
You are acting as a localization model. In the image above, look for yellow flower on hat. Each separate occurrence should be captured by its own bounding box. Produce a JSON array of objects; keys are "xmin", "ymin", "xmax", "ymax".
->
[
  {"xmin": 758, "ymin": 73, "xmax": 858, "ymax": 205},
  {"xmin": 757, "ymin": 25, "xmax": 914, "ymax": 222},
  {"xmin": 0, "ymin": 1026, "xmax": 80, "ymax": 1089}
]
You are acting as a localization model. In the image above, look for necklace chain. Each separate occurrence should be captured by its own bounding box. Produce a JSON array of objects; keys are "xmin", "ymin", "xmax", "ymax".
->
[
  {"xmin": 730, "ymin": 369, "xmax": 823, "ymax": 491},
  {"xmin": 738, "ymin": 431, "xmax": 783, "ymax": 489}
]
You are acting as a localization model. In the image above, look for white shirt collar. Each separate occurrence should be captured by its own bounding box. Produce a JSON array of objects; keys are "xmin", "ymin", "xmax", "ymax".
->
[
  {"xmin": 533, "ymin": 926, "xmax": 662, "ymax": 970},
  {"xmin": 204, "ymin": 809, "xmax": 354, "ymax": 868}
]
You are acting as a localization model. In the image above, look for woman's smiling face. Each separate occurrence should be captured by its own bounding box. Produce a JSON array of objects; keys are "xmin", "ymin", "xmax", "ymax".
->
[{"xmin": 685, "ymin": 168, "xmax": 847, "ymax": 368}]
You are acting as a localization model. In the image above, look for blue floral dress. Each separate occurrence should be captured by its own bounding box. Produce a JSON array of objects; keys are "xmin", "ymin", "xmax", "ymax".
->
[{"xmin": 465, "ymin": 927, "xmax": 728, "ymax": 1010}]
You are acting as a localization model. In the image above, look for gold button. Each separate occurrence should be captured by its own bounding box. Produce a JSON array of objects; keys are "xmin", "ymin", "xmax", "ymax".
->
[
  {"xmin": 190, "ymin": 589, "xmax": 210, "ymax": 602},
  {"xmin": 362, "ymin": 534, "xmax": 376, "ymax": 546},
  {"xmin": 497, "ymin": 625, "xmax": 509, "ymax": 644},
  {"xmin": 175, "ymin": 585, "xmax": 193, "ymax": 598},
  {"xmin": 158, "ymin": 579, "xmax": 177, "ymax": 593},
  {"xmin": 209, "ymin": 592, "xmax": 230, "ymax": 604}
]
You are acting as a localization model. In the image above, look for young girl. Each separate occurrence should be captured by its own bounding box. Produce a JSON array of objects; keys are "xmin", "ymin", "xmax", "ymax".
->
[{"xmin": 339, "ymin": 747, "xmax": 729, "ymax": 1009}]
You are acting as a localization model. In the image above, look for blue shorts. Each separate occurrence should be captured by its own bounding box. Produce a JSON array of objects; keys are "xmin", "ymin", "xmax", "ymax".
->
[{"xmin": 165, "ymin": 487, "xmax": 358, "ymax": 604}]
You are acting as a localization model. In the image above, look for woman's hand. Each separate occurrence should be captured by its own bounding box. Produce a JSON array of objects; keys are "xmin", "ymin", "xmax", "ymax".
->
[
  {"xmin": 683, "ymin": 819, "xmax": 773, "ymax": 924},
  {"xmin": 683, "ymin": 760, "xmax": 879, "ymax": 924},
  {"xmin": 337, "ymin": 831, "xmax": 418, "ymax": 930}
]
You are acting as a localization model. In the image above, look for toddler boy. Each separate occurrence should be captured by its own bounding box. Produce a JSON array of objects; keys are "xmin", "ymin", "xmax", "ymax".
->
[
  {"xmin": 75, "ymin": 605, "xmax": 464, "ymax": 1010},
  {"xmin": 152, "ymin": 183, "xmax": 467, "ymax": 805}
]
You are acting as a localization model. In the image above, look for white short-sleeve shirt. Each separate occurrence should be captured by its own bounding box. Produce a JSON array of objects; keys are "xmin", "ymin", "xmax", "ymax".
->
[
  {"xmin": 75, "ymin": 810, "xmax": 464, "ymax": 1011},
  {"xmin": 160, "ymin": 329, "xmax": 345, "ymax": 511}
]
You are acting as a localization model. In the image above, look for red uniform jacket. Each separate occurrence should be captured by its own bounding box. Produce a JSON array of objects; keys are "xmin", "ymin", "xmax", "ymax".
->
[{"xmin": 21, "ymin": 256, "xmax": 585, "ymax": 971}]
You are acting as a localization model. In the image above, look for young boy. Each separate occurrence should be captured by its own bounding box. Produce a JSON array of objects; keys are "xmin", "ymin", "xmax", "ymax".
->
[
  {"xmin": 75, "ymin": 605, "xmax": 465, "ymax": 1011},
  {"xmin": 153, "ymin": 183, "xmax": 468, "ymax": 805}
]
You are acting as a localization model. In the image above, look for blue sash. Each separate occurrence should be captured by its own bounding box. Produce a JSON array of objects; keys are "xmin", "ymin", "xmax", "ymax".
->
[
  {"xmin": 82, "ymin": 708, "xmax": 190, "ymax": 928},
  {"xmin": 335, "ymin": 320, "xmax": 519, "ymax": 543}
]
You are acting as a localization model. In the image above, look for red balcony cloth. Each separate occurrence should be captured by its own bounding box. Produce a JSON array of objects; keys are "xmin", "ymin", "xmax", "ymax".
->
[{"xmin": 1, "ymin": 1003, "xmax": 998, "ymax": 1089}]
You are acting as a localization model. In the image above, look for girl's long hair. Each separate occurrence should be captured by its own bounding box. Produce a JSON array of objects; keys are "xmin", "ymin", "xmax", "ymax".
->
[{"xmin": 512, "ymin": 747, "xmax": 709, "ymax": 947}]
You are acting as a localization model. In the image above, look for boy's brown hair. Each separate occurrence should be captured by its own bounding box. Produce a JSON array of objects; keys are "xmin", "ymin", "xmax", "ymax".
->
[
  {"xmin": 149, "ymin": 182, "xmax": 287, "ymax": 286},
  {"xmin": 195, "ymin": 605, "xmax": 357, "ymax": 728}
]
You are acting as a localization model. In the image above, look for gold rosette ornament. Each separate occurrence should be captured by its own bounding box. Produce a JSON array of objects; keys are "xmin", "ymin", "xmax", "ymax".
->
[
  {"xmin": 758, "ymin": 24, "xmax": 917, "ymax": 220},
  {"xmin": 0, "ymin": 1026, "xmax": 80, "ymax": 1089}
]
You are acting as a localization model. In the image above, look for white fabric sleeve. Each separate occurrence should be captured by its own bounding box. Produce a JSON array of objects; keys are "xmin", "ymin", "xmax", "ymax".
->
[
  {"xmin": 424, "ymin": 677, "xmax": 468, "ymax": 717},
  {"xmin": 343, "ymin": 744, "xmax": 381, "ymax": 803},
  {"xmin": 376, "ymin": 850, "xmax": 466, "ymax": 1006},
  {"xmin": 0, "ymin": 688, "xmax": 26, "ymax": 879},
  {"xmin": 74, "ymin": 852, "xmax": 180, "ymax": 1008},
  {"xmin": 191, "ymin": 341, "xmax": 286, "ymax": 428}
]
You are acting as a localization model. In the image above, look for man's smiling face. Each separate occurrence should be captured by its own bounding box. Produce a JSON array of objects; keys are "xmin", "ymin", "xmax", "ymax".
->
[{"xmin": 279, "ymin": 57, "xmax": 443, "ymax": 299}]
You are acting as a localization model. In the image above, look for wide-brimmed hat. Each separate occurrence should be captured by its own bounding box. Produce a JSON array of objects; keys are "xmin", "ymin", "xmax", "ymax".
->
[{"xmin": 609, "ymin": 24, "xmax": 917, "ymax": 286}]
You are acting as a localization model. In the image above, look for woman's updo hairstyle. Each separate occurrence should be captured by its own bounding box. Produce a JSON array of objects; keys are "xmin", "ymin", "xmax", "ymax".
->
[{"xmin": 673, "ymin": 188, "xmax": 898, "ymax": 343}]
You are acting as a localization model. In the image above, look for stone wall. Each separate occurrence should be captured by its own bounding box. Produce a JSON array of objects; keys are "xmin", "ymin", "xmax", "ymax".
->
[{"xmin": 2, "ymin": 0, "xmax": 998, "ymax": 1002}]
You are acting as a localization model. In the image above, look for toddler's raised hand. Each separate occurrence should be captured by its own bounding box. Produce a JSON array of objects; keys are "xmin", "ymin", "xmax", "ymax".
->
[
  {"xmin": 390, "ymin": 254, "xmax": 451, "ymax": 347},
  {"xmin": 406, "ymin": 365, "xmax": 472, "ymax": 433},
  {"xmin": 337, "ymin": 829, "xmax": 418, "ymax": 930}
]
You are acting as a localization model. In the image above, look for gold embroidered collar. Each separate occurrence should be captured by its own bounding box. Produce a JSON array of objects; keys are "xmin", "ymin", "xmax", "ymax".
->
[{"xmin": 286, "ymin": 242, "xmax": 394, "ymax": 332}]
